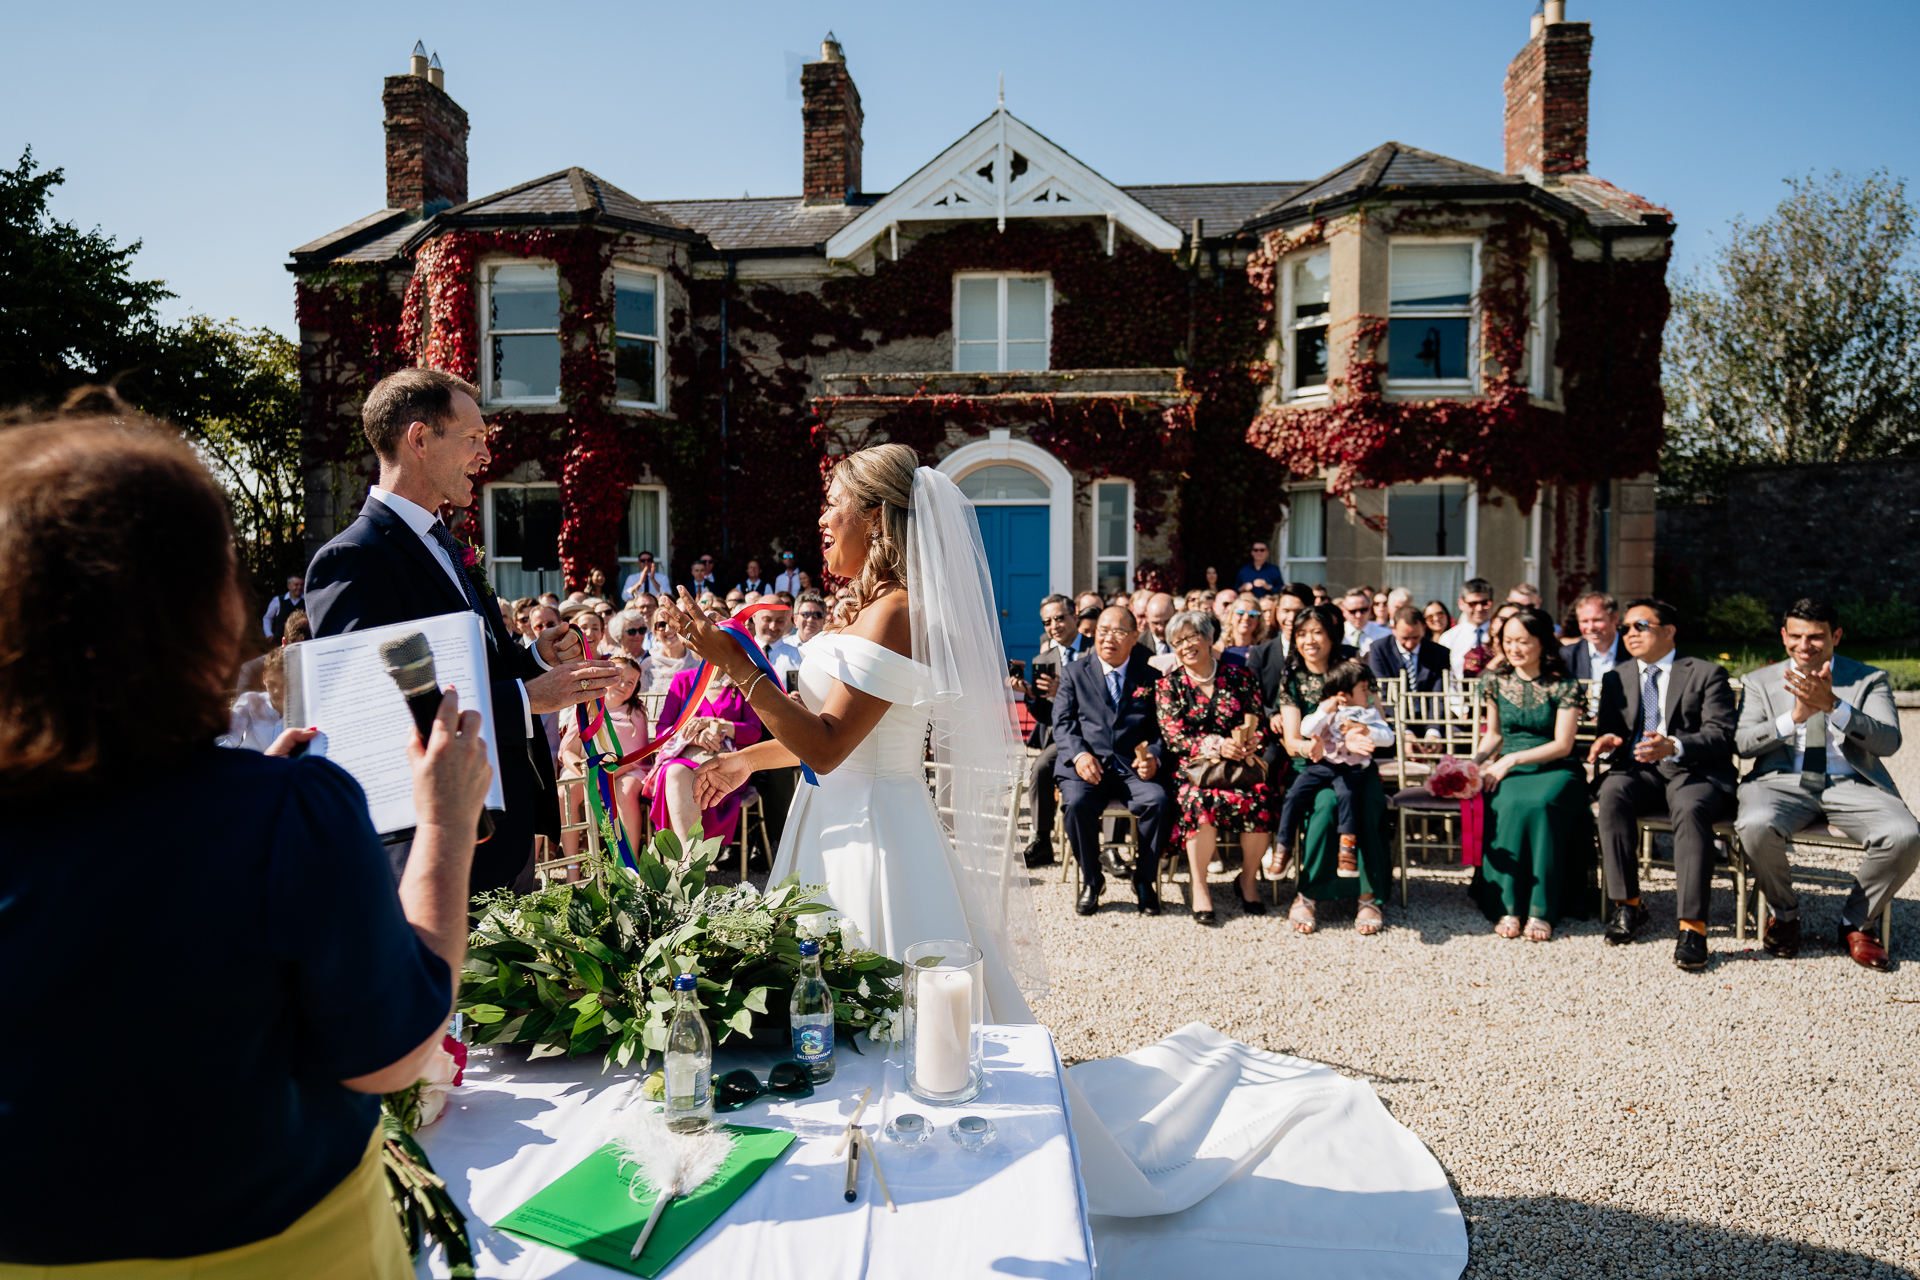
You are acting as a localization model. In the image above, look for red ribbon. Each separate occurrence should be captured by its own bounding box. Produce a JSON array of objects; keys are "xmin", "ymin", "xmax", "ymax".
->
[
  {"xmin": 609, "ymin": 600, "xmax": 793, "ymax": 772},
  {"xmin": 1460, "ymin": 792, "xmax": 1485, "ymax": 868}
]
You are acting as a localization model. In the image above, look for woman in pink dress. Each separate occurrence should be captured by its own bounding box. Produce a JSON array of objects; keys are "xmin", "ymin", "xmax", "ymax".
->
[
  {"xmin": 645, "ymin": 666, "xmax": 764, "ymax": 843},
  {"xmin": 558, "ymin": 656, "xmax": 652, "ymax": 866}
]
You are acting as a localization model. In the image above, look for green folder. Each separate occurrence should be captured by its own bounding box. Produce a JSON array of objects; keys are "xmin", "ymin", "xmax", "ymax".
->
[{"xmin": 494, "ymin": 1124, "xmax": 796, "ymax": 1277}]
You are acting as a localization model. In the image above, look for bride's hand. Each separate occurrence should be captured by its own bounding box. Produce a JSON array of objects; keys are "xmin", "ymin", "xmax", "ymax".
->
[
  {"xmin": 663, "ymin": 588, "xmax": 739, "ymax": 667},
  {"xmin": 693, "ymin": 752, "xmax": 752, "ymax": 809}
]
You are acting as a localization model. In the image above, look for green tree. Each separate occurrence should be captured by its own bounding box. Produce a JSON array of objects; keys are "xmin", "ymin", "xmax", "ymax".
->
[
  {"xmin": 1663, "ymin": 169, "xmax": 1920, "ymax": 498},
  {"xmin": 0, "ymin": 147, "xmax": 173, "ymax": 404}
]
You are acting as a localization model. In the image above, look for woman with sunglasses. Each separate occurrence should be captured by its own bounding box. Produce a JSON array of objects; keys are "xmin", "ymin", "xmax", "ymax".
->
[
  {"xmin": 658, "ymin": 443, "xmax": 1043, "ymax": 1022},
  {"xmin": 645, "ymin": 605, "xmax": 700, "ymax": 696},
  {"xmin": 1217, "ymin": 592, "xmax": 1269, "ymax": 669}
]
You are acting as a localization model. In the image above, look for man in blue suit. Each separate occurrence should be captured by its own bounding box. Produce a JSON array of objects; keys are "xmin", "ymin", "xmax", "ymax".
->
[
  {"xmin": 1561, "ymin": 590, "xmax": 1630, "ymax": 681},
  {"xmin": 304, "ymin": 369, "xmax": 620, "ymax": 895},
  {"xmin": 1053, "ymin": 606, "xmax": 1173, "ymax": 916}
]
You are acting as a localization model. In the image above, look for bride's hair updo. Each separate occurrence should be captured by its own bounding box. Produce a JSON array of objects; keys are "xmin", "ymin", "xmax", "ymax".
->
[{"xmin": 830, "ymin": 443, "xmax": 916, "ymax": 620}]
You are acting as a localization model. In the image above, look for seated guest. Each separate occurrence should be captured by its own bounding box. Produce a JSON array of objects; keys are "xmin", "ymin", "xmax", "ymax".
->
[
  {"xmin": 1469, "ymin": 606, "xmax": 1595, "ymax": 941},
  {"xmin": 1423, "ymin": 599, "xmax": 1453, "ymax": 636},
  {"xmin": 1053, "ymin": 607, "xmax": 1172, "ymax": 917},
  {"xmin": 1142, "ymin": 591, "xmax": 1178, "ymax": 665},
  {"xmin": 1437, "ymin": 578, "xmax": 1496, "ymax": 677},
  {"xmin": 1217, "ymin": 592, "xmax": 1268, "ymax": 668},
  {"xmin": 647, "ymin": 665, "xmax": 764, "ymax": 843},
  {"xmin": 221, "ymin": 646, "xmax": 289, "ymax": 752},
  {"xmin": 1562, "ymin": 589, "xmax": 1628, "ymax": 682},
  {"xmin": 1338, "ymin": 587, "xmax": 1391, "ymax": 655},
  {"xmin": 1368, "ymin": 604, "xmax": 1451, "ymax": 740},
  {"xmin": 1277, "ymin": 659, "xmax": 1393, "ymax": 881},
  {"xmin": 1734, "ymin": 598, "xmax": 1919, "ymax": 971},
  {"xmin": 0, "ymin": 409, "xmax": 481, "ymax": 1273},
  {"xmin": 1588, "ymin": 599, "xmax": 1737, "ymax": 968},
  {"xmin": 1211, "ymin": 587, "xmax": 1238, "ymax": 629},
  {"xmin": 559, "ymin": 655, "xmax": 652, "ymax": 868},
  {"xmin": 1008, "ymin": 593, "xmax": 1081, "ymax": 865},
  {"xmin": 1156, "ymin": 610, "xmax": 1276, "ymax": 923},
  {"xmin": 1246, "ymin": 582, "xmax": 1316, "ymax": 773},
  {"xmin": 1507, "ymin": 582, "xmax": 1545, "ymax": 608},
  {"xmin": 792, "ymin": 591, "xmax": 830, "ymax": 647},
  {"xmin": 737, "ymin": 558, "xmax": 770, "ymax": 595},
  {"xmin": 1270, "ymin": 605, "xmax": 1379, "ymax": 932},
  {"xmin": 645, "ymin": 604, "xmax": 702, "ymax": 695},
  {"xmin": 623, "ymin": 551, "xmax": 669, "ymax": 601},
  {"xmin": 1371, "ymin": 591, "xmax": 1391, "ymax": 626},
  {"xmin": 1236, "ymin": 540, "xmax": 1283, "ymax": 597}
]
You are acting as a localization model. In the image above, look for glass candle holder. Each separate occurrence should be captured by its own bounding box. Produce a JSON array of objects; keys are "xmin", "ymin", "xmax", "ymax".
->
[{"xmin": 904, "ymin": 939, "xmax": 984, "ymax": 1105}]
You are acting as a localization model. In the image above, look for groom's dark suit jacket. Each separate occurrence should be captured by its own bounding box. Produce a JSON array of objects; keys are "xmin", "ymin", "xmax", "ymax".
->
[{"xmin": 303, "ymin": 495, "xmax": 559, "ymax": 892}]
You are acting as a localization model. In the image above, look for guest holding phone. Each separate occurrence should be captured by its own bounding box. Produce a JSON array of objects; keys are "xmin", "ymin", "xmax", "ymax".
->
[{"xmin": 1008, "ymin": 594, "xmax": 1081, "ymax": 865}]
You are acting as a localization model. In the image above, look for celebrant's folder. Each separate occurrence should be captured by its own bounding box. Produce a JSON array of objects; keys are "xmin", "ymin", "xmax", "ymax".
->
[
  {"xmin": 282, "ymin": 611, "xmax": 505, "ymax": 837},
  {"xmin": 494, "ymin": 1125, "xmax": 795, "ymax": 1277}
]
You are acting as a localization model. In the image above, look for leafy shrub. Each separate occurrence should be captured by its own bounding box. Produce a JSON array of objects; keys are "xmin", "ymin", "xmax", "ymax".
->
[
  {"xmin": 1838, "ymin": 594, "xmax": 1920, "ymax": 643},
  {"xmin": 460, "ymin": 830, "xmax": 902, "ymax": 1069},
  {"xmin": 1703, "ymin": 594, "xmax": 1774, "ymax": 641}
]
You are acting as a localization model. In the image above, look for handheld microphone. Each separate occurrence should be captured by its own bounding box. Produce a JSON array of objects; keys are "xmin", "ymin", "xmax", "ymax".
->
[{"xmin": 378, "ymin": 631, "xmax": 494, "ymax": 843}]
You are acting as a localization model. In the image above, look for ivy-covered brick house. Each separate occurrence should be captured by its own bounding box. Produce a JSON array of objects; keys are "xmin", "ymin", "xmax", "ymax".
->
[{"xmin": 291, "ymin": 14, "xmax": 1669, "ymax": 664}]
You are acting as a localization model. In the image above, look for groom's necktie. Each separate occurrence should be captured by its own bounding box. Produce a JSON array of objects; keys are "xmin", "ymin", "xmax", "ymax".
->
[{"xmin": 427, "ymin": 522, "xmax": 497, "ymax": 649}]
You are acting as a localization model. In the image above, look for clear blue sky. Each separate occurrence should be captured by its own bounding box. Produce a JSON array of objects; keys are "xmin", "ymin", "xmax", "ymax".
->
[{"xmin": 7, "ymin": 0, "xmax": 1916, "ymax": 339}]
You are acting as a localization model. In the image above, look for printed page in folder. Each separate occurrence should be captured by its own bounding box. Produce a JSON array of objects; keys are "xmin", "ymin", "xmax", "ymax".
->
[{"xmin": 283, "ymin": 611, "xmax": 505, "ymax": 835}]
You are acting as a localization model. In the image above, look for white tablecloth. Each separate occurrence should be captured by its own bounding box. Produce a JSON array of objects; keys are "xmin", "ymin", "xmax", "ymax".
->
[{"xmin": 415, "ymin": 1024, "xmax": 1093, "ymax": 1279}]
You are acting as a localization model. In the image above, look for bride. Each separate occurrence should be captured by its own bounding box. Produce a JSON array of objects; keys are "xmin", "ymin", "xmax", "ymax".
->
[{"xmin": 660, "ymin": 444, "xmax": 1045, "ymax": 1022}]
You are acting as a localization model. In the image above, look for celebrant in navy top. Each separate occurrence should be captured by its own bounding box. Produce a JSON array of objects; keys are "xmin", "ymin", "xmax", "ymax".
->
[{"xmin": 0, "ymin": 406, "xmax": 491, "ymax": 1275}]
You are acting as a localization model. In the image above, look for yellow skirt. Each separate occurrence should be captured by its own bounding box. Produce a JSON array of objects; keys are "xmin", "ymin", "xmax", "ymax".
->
[{"xmin": 0, "ymin": 1126, "xmax": 413, "ymax": 1280}]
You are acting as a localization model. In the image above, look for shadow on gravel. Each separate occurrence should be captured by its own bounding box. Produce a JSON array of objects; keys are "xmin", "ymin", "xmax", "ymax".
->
[{"xmin": 1460, "ymin": 1193, "xmax": 1912, "ymax": 1279}]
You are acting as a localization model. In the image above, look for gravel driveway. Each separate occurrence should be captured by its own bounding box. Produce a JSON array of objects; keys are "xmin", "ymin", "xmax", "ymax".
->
[{"xmin": 1028, "ymin": 854, "xmax": 1919, "ymax": 1279}]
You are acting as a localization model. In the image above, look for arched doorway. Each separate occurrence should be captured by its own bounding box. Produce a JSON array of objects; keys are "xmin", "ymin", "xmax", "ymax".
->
[{"xmin": 939, "ymin": 435, "xmax": 1072, "ymax": 665}]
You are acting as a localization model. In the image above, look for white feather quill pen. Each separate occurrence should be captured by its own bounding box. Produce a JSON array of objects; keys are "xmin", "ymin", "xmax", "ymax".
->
[{"xmin": 613, "ymin": 1111, "xmax": 737, "ymax": 1261}]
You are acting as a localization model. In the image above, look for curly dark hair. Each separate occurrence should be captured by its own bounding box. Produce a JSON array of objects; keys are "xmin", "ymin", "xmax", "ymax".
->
[{"xmin": 0, "ymin": 399, "xmax": 241, "ymax": 795}]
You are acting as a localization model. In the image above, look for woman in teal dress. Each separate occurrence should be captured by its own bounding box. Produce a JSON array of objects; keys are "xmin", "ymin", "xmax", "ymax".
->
[
  {"xmin": 1273, "ymin": 605, "xmax": 1390, "ymax": 935},
  {"xmin": 1469, "ymin": 606, "xmax": 1597, "ymax": 940}
]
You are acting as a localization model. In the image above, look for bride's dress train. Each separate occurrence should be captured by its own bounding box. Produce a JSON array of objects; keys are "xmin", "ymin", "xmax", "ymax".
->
[{"xmin": 769, "ymin": 631, "xmax": 1032, "ymax": 1023}]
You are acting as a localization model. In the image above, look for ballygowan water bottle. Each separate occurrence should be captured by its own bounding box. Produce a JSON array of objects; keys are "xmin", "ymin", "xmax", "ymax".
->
[
  {"xmin": 789, "ymin": 938, "xmax": 836, "ymax": 1083},
  {"xmin": 664, "ymin": 972, "xmax": 713, "ymax": 1132}
]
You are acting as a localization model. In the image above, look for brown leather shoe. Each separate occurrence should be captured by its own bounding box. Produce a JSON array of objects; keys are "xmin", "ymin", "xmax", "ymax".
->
[
  {"xmin": 1761, "ymin": 915, "xmax": 1800, "ymax": 959},
  {"xmin": 1837, "ymin": 924, "xmax": 1890, "ymax": 972}
]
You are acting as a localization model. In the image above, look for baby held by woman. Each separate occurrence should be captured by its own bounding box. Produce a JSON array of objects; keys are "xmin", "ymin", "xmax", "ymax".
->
[{"xmin": 1277, "ymin": 659, "xmax": 1394, "ymax": 877}]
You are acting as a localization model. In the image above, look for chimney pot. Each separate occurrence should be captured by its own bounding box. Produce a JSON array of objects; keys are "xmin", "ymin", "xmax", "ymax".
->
[
  {"xmin": 1530, "ymin": 2, "xmax": 1545, "ymax": 38},
  {"xmin": 801, "ymin": 36, "xmax": 863, "ymax": 205},
  {"xmin": 410, "ymin": 39, "xmax": 428, "ymax": 77},
  {"xmin": 428, "ymin": 51, "xmax": 443, "ymax": 89},
  {"xmin": 1544, "ymin": 0, "xmax": 1566, "ymax": 23}
]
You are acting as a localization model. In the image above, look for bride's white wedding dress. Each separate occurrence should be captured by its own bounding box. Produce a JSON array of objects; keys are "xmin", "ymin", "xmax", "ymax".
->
[{"xmin": 770, "ymin": 630, "xmax": 1033, "ymax": 1023}]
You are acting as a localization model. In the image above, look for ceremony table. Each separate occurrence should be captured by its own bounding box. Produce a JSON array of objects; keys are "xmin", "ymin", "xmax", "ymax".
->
[{"xmin": 414, "ymin": 1023, "xmax": 1094, "ymax": 1279}]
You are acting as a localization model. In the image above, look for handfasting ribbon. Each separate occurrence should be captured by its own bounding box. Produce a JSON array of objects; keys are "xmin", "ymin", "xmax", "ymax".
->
[
  {"xmin": 605, "ymin": 601, "xmax": 816, "ymax": 786},
  {"xmin": 1459, "ymin": 791, "xmax": 1485, "ymax": 868},
  {"xmin": 569, "ymin": 625, "xmax": 636, "ymax": 870}
]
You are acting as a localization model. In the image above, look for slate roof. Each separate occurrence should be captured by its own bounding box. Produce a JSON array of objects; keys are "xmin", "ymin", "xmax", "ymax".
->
[
  {"xmin": 289, "ymin": 208, "xmax": 412, "ymax": 266},
  {"xmin": 437, "ymin": 168, "xmax": 696, "ymax": 239},
  {"xmin": 649, "ymin": 197, "xmax": 869, "ymax": 253},
  {"xmin": 1119, "ymin": 183, "xmax": 1304, "ymax": 235}
]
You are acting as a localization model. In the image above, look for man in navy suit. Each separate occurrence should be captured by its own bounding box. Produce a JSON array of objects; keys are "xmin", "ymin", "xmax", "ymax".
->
[
  {"xmin": 1561, "ymin": 590, "xmax": 1629, "ymax": 681},
  {"xmin": 1053, "ymin": 607, "xmax": 1173, "ymax": 916},
  {"xmin": 1368, "ymin": 605, "xmax": 1452, "ymax": 740},
  {"xmin": 304, "ymin": 369, "xmax": 621, "ymax": 895}
]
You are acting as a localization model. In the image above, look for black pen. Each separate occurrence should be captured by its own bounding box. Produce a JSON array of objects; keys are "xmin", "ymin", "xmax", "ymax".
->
[{"xmin": 843, "ymin": 1129, "xmax": 860, "ymax": 1202}]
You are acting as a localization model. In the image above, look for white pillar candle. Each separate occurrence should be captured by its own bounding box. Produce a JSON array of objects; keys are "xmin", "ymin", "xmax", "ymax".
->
[{"xmin": 915, "ymin": 967, "xmax": 973, "ymax": 1094}]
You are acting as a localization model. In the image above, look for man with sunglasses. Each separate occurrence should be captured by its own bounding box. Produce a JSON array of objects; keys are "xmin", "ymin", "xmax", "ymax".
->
[
  {"xmin": 622, "ymin": 552, "xmax": 668, "ymax": 602},
  {"xmin": 683, "ymin": 554, "xmax": 718, "ymax": 598},
  {"xmin": 1237, "ymin": 540, "xmax": 1282, "ymax": 598},
  {"xmin": 792, "ymin": 592, "xmax": 829, "ymax": 647},
  {"xmin": 1437, "ymin": 577, "xmax": 1496, "ymax": 677},
  {"xmin": 1588, "ymin": 599, "xmax": 1736, "ymax": 968},
  {"xmin": 1339, "ymin": 587, "xmax": 1391, "ymax": 656},
  {"xmin": 773, "ymin": 550, "xmax": 805, "ymax": 596}
]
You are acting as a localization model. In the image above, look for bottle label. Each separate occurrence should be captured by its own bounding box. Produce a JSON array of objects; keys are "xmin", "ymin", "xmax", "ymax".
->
[{"xmin": 793, "ymin": 1024, "xmax": 833, "ymax": 1064}]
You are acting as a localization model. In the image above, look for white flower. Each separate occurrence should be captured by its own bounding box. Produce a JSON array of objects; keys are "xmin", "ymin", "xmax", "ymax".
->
[
  {"xmin": 416, "ymin": 1084, "xmax": 450, "ymax": 1127},
  {"xmin": 866, "ymin": 1010, "xmax": 904, "ymax": 1047},
  {"xmin": 796, "ymin": 914, "xmax": 832, "ymax": 940},
  {"xmin": 419, "ymin": 1045, "xmax": 461, "ymax": 1087},
  {"xmin": 856, "ymin": 978, "xmax": 871, "ymax": 999},
  {"xmin": 838, "ymin": 917, "xmax": 864, "ymax": 949}
]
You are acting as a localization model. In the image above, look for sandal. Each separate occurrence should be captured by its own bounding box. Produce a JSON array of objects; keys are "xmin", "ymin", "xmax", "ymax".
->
[
  {"xmin": 1263, "ymin": 844, "xmax": 1291, "ymax": 878},
  {"xmin": 1192, "ymin": 909, "xmax": 1218, "ymax": 926},
  {"xmin": 1288, "ymin": 895, "xmax": 1317, "ymax": 934},
  {"xmin": 1523, "ymin": 917, "xmax": 1553, "ymax": 942},
  {"xmin": 1355, "ymin": 901, "xmax": 1383, "ymax": 935},
  {"xmin": 1494, "ymin": 916, "xmax": 1522, "ymax": 939}
]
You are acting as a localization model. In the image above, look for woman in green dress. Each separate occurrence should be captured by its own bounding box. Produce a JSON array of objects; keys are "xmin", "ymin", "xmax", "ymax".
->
[
  {"xmin": 1470, "ymin": 605, "xmax": 1596, "ymax": 940},
  {"xmin": 1272, "ymin": 605, "xmax": 1390, "ymax": 935}
]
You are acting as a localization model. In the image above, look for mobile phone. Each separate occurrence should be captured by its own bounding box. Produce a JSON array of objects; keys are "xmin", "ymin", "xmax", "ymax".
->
[
  {"xmin": 1032, "ymin": 660, "xmax": 1058, "ymax": 683},
  {"xmin": 784, "ymin": 669, "xmax": 800, "ymax": 694},
  {"xmin": 1008, "ymin": 659, "xmax": 1026, "ymax": 679}
]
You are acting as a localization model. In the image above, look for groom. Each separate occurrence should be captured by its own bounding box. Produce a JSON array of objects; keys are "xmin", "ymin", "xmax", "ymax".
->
[{"xmin": 1053, "ymin": 606, "xmax": 1173, "ymax": 916}]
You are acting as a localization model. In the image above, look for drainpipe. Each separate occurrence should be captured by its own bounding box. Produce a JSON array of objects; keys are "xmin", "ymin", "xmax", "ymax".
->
[
  {"xmin": 720, "ymin": 255, "xmax": 736, "ymax": 563},
  {"xmin": 1598, "ymin": 227, "xmax": 1615, "ymax": 592}
]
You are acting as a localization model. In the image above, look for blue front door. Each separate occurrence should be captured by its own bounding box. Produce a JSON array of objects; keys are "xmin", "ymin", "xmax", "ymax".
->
[{"xmin": 974, "ymin": 504, "xmax": 1050, "ymax": 667}]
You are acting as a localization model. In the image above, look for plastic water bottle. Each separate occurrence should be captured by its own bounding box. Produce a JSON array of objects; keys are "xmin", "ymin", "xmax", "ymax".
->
[
  {"xmin": 664, "ymin": 972, "xmax": 713, "ymax": 1132},
  {"xmin": 790, "ymin": 939, "xmax": 836, "ymax": 1083}
]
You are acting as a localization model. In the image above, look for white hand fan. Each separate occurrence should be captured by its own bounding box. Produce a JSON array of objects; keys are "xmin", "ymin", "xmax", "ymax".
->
[{"xmin": 613, "ymin": 1112, "xmax": 736, "ymax": 1260}]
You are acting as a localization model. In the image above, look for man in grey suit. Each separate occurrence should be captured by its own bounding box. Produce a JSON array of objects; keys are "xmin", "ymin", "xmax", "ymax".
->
[
  {"xmin": 1586, "ymin": 599, "xmax": 1737, "ymax": 970},
  {"xmin": 1735, "ymin": 598, "xmax": 1918, "ymax": 971}
]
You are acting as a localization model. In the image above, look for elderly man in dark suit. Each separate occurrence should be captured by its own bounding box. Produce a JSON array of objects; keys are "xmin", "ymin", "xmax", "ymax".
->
[
  {"xmin": 304, "ymin": 368, "xmax": 620, "ymax": 895},
  {"xmin": 1053, "ymin": 606, "xmax": 1172, "ymax": 917},
  {"xmin": 1586, "ymin": 598, "xmax": 1737, "ymax": 970},
  {"xmin": 1734, "ymin": 598, "xmax": 1917, "ymax": 972}
]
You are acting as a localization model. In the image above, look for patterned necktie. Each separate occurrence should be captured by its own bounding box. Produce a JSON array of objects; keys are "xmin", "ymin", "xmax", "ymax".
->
[
  {"xmin": 1640, "ymin": 665, "xmax": 1661, "ymax": 742},
  {"xmin": 1474, "ymin": 624, "xmax": 1485, "ymax": 647},
  {"xmin": 1107, "ymin": 668, "xmax": 1123, "ymax": 711},
  {"xmin": 1403, "ymin": 644, "xmax": 1418, "ymax": 675},
  {"xmin": 1801, "ymin": 711, "xmax": 1829, "ymax": 792},
  {"xmin": 427, "ymin": 523, "xmax": 494, "ymax": 644}
]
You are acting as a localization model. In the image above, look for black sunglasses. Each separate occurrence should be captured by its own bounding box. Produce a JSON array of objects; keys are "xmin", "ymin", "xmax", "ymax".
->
[
  {"xmin": 713, "ymin": 1062, "xmax": 815, "ymax": 1112},
  {"xmin": 1626, "ymin": 619, "xmax": 1663, "ymax": 632},
  {"xmin": 624, "ymin": 626, "xmax": 647, "ymax": 636},
  {"xmin": 799, "ymin": 610, "xmax": 826, "ymax": 620}
]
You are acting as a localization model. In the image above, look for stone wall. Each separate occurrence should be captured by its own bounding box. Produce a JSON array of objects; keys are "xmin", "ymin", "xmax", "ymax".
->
[{"xmin": 1656, "ymin": 458, "xmax": 1920, "ymax": 609}]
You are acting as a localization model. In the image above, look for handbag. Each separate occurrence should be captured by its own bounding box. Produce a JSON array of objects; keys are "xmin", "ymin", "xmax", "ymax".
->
[{"xmin": 1180, "ymin": 712, "xmax": 1267, "ymax": 791}]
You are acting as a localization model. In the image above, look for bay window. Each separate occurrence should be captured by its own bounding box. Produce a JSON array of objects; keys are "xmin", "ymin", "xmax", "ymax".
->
[
  {"xmin": 955, "ymin": 274, "xmax": 1051, "ymax": 372},
  {"xmin": 614, "ymin": 268, "xmax": 663, "ymax": 408},
  {"xmin": 1285, "ymin": 251, "xmax": 1331, "ymax": 396},
  {"xmin": 1387, "ymin": 242, "xmax": 1476, "ymax": 386},
  {"xmin": 484, "ymin": 263, "xmax": 561, "ymax": 404}
]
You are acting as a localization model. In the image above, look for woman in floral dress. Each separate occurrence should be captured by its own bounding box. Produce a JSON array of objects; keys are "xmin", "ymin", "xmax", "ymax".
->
[
  {"xmin": 1156, "ymin": 610, "xmax": 1277, "ymax": 924},
  {"xmin": 1468, "ymin": 606, "xmax": 1597, "ymax": 939}
]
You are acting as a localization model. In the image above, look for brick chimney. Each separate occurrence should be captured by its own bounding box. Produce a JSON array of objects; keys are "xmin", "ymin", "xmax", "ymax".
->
[
  {"xmin": 384, "ymin": 42, "xmax": 468, "ymax": 213},
  {"xmin": 800, "ymin": 33, "xmax": 863, "ymax": 206},
  {"xmin": 1503, "ymin": 11, "xmax": 1592, "ymax": 180}
]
